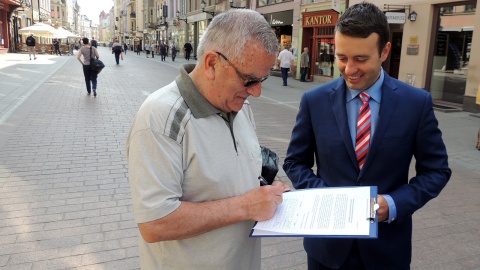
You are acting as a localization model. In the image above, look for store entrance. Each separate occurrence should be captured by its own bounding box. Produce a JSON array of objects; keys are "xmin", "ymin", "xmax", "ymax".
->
[
  {"xmin": 384, "ymin": 31, "xmax": 403, "ymax": 79},
  {"xmin": 427, "ymin": 3, "xmax": 475, "ymax": 105}
]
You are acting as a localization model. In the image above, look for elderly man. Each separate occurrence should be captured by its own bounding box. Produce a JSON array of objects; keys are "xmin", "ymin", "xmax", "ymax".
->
[{"xmin": 126, "ymin": 9, "xmax": 290, "ymax": 269}]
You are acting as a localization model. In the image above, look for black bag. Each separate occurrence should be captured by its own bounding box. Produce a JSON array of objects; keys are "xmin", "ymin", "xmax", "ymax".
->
[
  {"xmin": 260, "ymin": 146, "xmax": 279, "ymax": 185},
  {"xmin": 90, "ymin": 47, "xmax": 105, "ymax": 73}
]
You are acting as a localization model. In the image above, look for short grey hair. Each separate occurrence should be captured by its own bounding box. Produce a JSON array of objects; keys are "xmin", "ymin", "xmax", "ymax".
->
[{"xmin": 197, "ymin": 9, "xmax": 279, "ymax": 63}]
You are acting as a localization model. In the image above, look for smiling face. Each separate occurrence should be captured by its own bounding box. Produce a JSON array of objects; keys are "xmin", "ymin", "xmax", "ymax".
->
[
  {"xmin": 212, "ymin": 43, "xmax": 276, "ymax": 112},
  {"xmin": 335, "ymin": 32, "xmax": 391, "ymax": 90}
]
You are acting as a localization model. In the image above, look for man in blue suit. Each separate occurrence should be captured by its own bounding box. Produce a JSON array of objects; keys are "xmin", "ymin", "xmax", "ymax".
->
[{"xmin": 283, "ymin": 2, "xmax": 451, "ymax": 269}]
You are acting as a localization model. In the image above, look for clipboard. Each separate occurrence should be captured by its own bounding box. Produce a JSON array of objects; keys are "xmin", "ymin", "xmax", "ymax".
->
[{"xmin": 250, "ymin": 186, "xmax": 378, "ymax": 238}]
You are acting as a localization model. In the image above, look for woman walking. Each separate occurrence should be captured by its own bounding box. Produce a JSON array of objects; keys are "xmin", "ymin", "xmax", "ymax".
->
[{"xmin": 77, "ymin": 37, "xmax": 100, "ymax": 97}]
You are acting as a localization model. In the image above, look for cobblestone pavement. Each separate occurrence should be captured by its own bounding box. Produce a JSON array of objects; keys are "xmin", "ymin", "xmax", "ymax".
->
[{"xmin": 0, "ymin": 48, "xmax": 479, "ymax": 270}]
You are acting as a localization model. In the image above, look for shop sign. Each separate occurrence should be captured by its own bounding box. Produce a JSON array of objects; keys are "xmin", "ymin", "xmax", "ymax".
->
[
  {"xmin": 304, "ymin": 15, "xmax": 333, "ymax": 26},
  {"xmin": 302, "ymin": 11, "xmax": 338, "ymax": 27},
  {"xmin": 407, "ymin": 44, "xmax": 419, "ymax": 55},
  {"xmin": 385, "ymin": 12, "xmax": 405, "ymax": 24},
  {"xmin": 264, "ymin": 10, "xmax": 293, "ymax": 27}
]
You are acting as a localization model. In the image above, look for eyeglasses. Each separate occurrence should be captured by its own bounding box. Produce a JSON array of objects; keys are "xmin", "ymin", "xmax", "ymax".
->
[{"xmin": 216, "ymin": 51, "xmax": 269, "ymax": 87}]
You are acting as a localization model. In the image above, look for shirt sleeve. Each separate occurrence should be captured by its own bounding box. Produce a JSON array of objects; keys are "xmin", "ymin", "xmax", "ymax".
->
[{"xmin": 383, "ymin": 194, "xmax": 397, "ymax": 223}]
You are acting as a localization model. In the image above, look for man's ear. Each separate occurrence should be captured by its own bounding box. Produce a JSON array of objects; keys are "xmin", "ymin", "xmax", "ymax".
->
[
  {"xmin": 203, "ymin": 51, "xmax": 219, "ymax": 81},
  {"xmin": 381, "ymin": 42, "xmax": 392, "ymax": 62}
]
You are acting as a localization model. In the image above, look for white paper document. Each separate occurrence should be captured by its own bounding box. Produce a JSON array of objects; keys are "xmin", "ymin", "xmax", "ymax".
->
[{"xmin": 250, "ymin": 186, "xmax": 377, "ymax": 238}]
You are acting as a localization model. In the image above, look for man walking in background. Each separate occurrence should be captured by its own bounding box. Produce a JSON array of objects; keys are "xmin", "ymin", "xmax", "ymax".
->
[
  {"xmin": 151, "ymin": 42, "xmax": 155, "ymax": 58},
  {"xmin": 53, "ymin": 39, "xmax": 62, "ymax": 56},
  {"xmin": 26, "ymin": 34, "xmax": 37, "ymax": 60},
  {"xmin": 159, "ymin": 41, "xmax": 167, "ymax": 61},
  {"xmin": 277, "ymin": 46, "xmax": 294, "ymax": 86},
  {"xmin": 91, "ymin": 37, "xmax": 98, "ymax": 48},
  {"xmin": 111, "ymin": 38, "xmax": 123, "ymax": 65},
  {"xmin": 300, "ymin": 47, "xmax": 309, "ymax": 82},
  {"xmin": 184, "ymin": 41, "xmax": 193, "ymax": 61}
]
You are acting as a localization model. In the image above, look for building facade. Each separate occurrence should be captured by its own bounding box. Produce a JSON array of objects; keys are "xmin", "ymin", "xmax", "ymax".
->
[{"xmin": 6, "ymin": 0, "xmax": 480, "ymax": 113}]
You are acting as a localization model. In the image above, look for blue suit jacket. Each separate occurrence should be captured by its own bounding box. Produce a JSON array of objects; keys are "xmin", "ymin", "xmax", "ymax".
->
[{"xmin": 283, "ymin": 72, "xmax": 451, "ymax": 269}]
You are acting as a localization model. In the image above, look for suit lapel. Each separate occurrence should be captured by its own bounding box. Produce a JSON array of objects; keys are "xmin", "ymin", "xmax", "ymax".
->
[
  {"xmin": 330, "ymin": 81, "xmax": 359, "ymax": 168},
  {"xmin": 361, "ymin": 74, "xmax": 399, "ymax": 174}
]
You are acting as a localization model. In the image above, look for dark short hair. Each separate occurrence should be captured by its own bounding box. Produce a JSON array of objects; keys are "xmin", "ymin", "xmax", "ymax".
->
[
  {"xmin": 335, "ymin": 1, "xmax": 389, "ymax": 56},
  {"xmin": 82, "ymin": 37, "xmax": 89, "ymax": 45}
]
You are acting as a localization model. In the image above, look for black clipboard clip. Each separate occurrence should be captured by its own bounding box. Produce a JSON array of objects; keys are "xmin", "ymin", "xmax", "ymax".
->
[{"xmin": 367, "ymin": 197, "xmax": 379, "ymax": 223}]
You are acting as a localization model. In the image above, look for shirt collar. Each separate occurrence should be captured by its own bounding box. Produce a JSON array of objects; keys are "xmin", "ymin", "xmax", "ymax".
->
[
  {"xmin": 175, "ymin": 64, "xmax": 237, "ymax": 120},
  {"xmin": 346, "ymin": 69, "xmax": 384, "ymax": 103}
]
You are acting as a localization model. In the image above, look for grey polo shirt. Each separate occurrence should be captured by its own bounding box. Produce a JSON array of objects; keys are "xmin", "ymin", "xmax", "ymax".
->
[{"xmin": 126, "ymin": 64, "xmax": 262, "ymax": 269}]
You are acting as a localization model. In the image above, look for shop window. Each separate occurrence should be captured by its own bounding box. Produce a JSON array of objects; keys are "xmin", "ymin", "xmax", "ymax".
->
[
  {"xmin": 440, "ymin": 7, "xmax": 453, "ymax": 14},
  {"xmin": 315, "ymin": 38, "xmax": 334, "ymax": 76},
  {"xmin": 257, "ymin": 0, "xmax": 294, "ymax": 7},
  {"xmin": 465, "ymin": 5, "xmax": 476, "ymax": 12},
  {"xmin": 429, "ymin": 4, "xmax": 474, "ymax": 104}
]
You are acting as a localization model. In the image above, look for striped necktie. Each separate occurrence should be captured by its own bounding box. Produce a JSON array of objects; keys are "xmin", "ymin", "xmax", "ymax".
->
[{"xmin": 355, "ymin": 92, "xmax": 371, "ymax": 169}]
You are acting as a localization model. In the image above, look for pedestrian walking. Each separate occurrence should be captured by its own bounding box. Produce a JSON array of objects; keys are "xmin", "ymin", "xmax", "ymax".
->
[
  {"xmin": 53, "ymin": 39, "xmax": 62, "ymax": 56},
  {"xmin": 76, "ymin": 37, "xmax": 100, "ymax": 97},
  {"xmin": 300, "ymin": 47, "xmax": 309, "ymax": 82},
  {"xmin": 171, "ymin": 42, "xmax": 177, "ymax": 61},
  {"xmin": 283, "ymin": 2, "xmax": 451, "ymax": 269},
  {"xmin": 159, "ymin": 41, "xmax": 167, "ymax": 61},
  {"xmin": 277, "ymin": 46, "xmax": 294, "ymax": 86},
  {"xmin": 150, "ymin": 43, "xmax": 155, "ymax": 58},
  {"xmin": 126, "ymin": 9, "xmax": 289, "ymax": 269},
  {"xmin": 136, "ymin": 44, "xmax": 141, "ymax": 55},
  {"xmin": 26, "ymin": 34, "xmax": 37, "ymax": 60},
  {"xmin": 184, "ymin": 41, "xmax": 193, "ymax": 61},
  {"xmin": 111, "ymin": 38, "xmax": 123, "ymax": 65},
  {"xmin": 90, "ymin": 37, "xmax": 98, "ymax": 48},
  {"xmin": 145, "ymin": 43, "xmax": 150, "ymax": 58},
  {"xmin": 124, "ymin": 43, "xmax": 128, "ymax": 54},
  {"xmin": 68, "ymin": 42, "xmax": 74, "ymax": 56}
]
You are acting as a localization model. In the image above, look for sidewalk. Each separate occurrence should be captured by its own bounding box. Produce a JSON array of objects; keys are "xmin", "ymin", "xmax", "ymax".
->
[{"xmin": 0, "ymin": 48, "xmax": 480, "ymax": 270}]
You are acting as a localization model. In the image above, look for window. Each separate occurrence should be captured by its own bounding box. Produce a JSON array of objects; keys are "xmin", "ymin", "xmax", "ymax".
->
[
  {"xmin": 440, "ymin": 6, "xmax": 453, "ymax": 14},
  {"xmin": 315, "ymin": 37, "xmax": 334, "ymax": 76},
  {"xmin": 465, "ymin": 5, "xmax": 476, "ymax": 12}
]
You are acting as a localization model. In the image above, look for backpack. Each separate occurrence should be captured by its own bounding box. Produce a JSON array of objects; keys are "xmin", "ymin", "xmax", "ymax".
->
[
  {"xmin": 26, "ymin": 37, "xmax": 35, "ymax": 46},
  {"xmin": 113, "ymin": 46, "xmax": 122, "ymax": 53}
]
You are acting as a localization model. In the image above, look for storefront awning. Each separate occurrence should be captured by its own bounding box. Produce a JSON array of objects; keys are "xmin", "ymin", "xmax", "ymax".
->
[{"xmin": 440, "ymin": 26, "xmax": 474, "ymax": 32}]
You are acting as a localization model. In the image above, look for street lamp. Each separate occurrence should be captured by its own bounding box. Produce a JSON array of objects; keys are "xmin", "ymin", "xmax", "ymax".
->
[
  {"xmin": 409, "ymin": 11, "xmax": 417, "ymax": 21},
  {"xmin": 176, "ymin": 11, "xmax": 187, "ymax": 23},
  {"xmin": 229, "ymin": 0, "xmax": 246, "ymax": 9},
  {"xmin": 201, "ymin": 1, "xmax": 215, "ymax": 17}
]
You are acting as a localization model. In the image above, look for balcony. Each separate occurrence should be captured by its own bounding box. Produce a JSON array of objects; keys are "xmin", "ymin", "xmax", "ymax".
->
[
  {"xmin": 146, "ymin": 22, "xmax": 155, "ymax": 29},
  {"xmin": 130, "ymin": 11, "xmax": 136, "ymax": 18}
]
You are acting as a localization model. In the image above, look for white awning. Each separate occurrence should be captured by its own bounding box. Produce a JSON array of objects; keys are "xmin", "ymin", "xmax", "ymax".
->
[{"xmin": 440, "ymin": 26, "xmax": 474, "ymax": 32}]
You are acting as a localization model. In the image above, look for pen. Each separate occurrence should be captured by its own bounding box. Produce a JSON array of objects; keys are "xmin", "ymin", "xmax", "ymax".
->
[{"xmin": 258, "ymin": 176, "xmax": 269, "ymax": 186}]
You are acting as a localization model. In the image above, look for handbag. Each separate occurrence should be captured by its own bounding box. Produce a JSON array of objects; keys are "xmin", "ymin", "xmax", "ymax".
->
[
  {"xmin": 90, "ymin": 47, "xmax": 105, "ymax": 73},
  {"xmin": 260, "ymin": 146, "xmax": 279, "ymax": 185}
]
